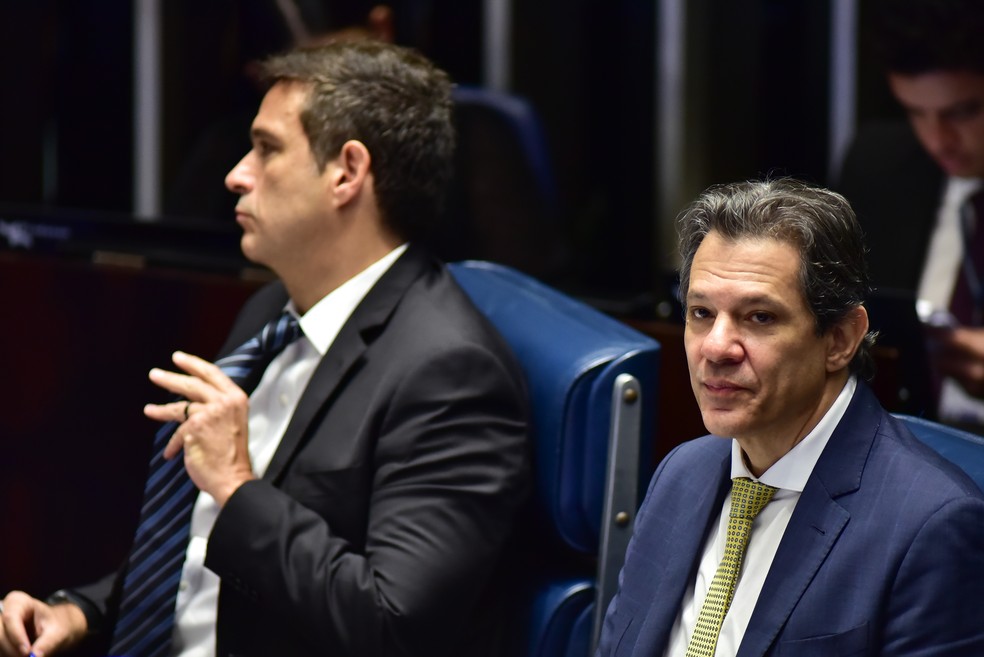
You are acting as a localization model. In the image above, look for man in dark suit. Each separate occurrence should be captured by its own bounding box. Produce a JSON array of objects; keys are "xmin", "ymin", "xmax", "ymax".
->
[
  {"xmin": 0, "ymin": 41, "xmax": 530, "ymax": 657},
  {"xmin": 837, "ymin": 0, "xmax": 984, "ymax": 425},
  {"xmin": 596, "ymin": 179, "xmax": 984, "ymax": 657}
]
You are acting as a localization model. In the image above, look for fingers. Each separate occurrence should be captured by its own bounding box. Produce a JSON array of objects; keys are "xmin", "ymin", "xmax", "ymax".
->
[
  {"xmin": 29, "ymin": 601, "xmax": 87, "ymax": 657},
  {"xmin": 144, "ymin": 351, "xmax": 252, "ymax": 475},
  {"xmin": 164, "ymin": 427, "xmax": 186, "ymax": 460},
  {"xmin": 0, "ymin": 592, "xmax": 39, "ymax": 656},
  {"xmin": 145, "ymin": 350, "xmax": 241, "ymax": 426},
  {"xmin": 144, "ymin": 399, "xmax": 196, "ymax": 425},
  {"xmin": 172, "ymin": 351, "xmax": 241, "ymax": 393},
  {"xmin": 947, "ymin": 327, "xmax": 984, "ymax": 354},
  {"xmin": 147, "ymin": 366, "xmax": 206, "ymax": 402},
  {"xmin": 147, "ymin": 352, "xmax": 238, "ymax": 401},
  {"xmin": 932, "ymin": 330, "xmax": 984, "ymax": 399},
  {"xmin": 939, "ymin": 358, "xmax": 984, "ymax": 398}
]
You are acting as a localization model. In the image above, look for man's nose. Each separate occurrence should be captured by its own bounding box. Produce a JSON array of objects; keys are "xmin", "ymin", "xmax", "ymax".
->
[
  {"xmin": 917, "ymin": 117, "xmax": 958, "ymax": 157},
  {"xmin": 225, "ymin": 153, "xmax": 255, "ymax": 194},
  {"xmin": 701, "ymin": 316, "xmax": 743, "ymax": 363}
]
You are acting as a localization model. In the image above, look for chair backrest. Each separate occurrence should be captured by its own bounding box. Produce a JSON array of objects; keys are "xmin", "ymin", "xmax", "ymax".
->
[
  {"xmin": 449, "ymin": 261, "xmax": 660, "ymax": 657},
  {"xmin": 894, "ymin": 414, "xmax": 984, "ymax": 491},
  {"xmin": 430, "ymin": 88, "xmax": 569, "ymax": 284}
]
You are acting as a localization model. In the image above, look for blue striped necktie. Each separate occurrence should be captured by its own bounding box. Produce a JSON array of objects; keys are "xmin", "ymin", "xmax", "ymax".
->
[{"xmin": 109, "ymin": 311, "xmax": 302, "ymax": 657}]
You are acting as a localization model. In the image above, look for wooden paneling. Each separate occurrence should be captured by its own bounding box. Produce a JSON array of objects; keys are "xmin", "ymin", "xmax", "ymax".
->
[{"xmin": 0, "ymin": 252, "xmax": 261, "ymax": 594}]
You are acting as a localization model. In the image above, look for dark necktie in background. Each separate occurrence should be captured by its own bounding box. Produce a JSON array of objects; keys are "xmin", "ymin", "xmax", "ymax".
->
[
  {"xmin": 109, "ymin": 311, "xmax": 302, "ymax": 657},
  {"xmin": 950, "ymin": 190, "xmax": 984, "ymax": 327}
]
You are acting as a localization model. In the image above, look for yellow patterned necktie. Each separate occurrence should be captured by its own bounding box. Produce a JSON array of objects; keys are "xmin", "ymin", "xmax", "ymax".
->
[{"xmin": 685, "ymin": 477, "xmax": 778, "ymax": 657}]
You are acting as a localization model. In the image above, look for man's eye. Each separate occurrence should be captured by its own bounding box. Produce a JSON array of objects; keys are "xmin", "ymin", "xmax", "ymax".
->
[
  {"xmin": 950, "ymin": 104, "xmax": 982, "ymax": 122},
  {"xmin": 750, "ymin": 312, "xmax": 773, "ymax": 324},
  {"xmin": 690, "ymin": 307, "xmax": 710, "ymax": 320}
]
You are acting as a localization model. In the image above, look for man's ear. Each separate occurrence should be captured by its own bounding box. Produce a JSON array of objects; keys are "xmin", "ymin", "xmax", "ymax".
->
[
  {"xmin": 826, "ymin": 305, "xmax": 869, "ymax": 372},
  {"xmin": 330, "ymin": 140, "xmax": 372, "ymax": 208}
]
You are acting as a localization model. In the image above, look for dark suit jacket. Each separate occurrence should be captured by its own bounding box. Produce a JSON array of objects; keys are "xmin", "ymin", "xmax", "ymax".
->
[
  {"xmin": 71, "ymin": 246, "xmax": 531, "ymax": 657},
  {"xmin": 596, "ymin": 382, "xmax": 984, "ymax": 656},
  {"xmin": 835, "ymin": 119, "xmax": 944, "ymax": 294}
]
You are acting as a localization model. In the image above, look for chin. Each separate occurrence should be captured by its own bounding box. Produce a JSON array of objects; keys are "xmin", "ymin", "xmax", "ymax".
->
[
  {"xmin": 699, "ymin": 409, "xmax": 748, "ymax": 439},
  {"xmin": 939, "ymin": 160, "xmax": 982, "ymax": 179},
  {"xmin": 239, "ymin": 237, "xmax": 264, "ymax": 265}
]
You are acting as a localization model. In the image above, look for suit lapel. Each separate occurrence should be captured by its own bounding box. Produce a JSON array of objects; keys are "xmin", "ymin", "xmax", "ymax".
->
[
  {"xmin": 263, "ymin": 246, "xmax": 434, "ymax": 484},
  {"xmin": 736, "ymin": 383, "xmax": 884, "ymax": 657},
  {"xmin": 736, "ymin": 488, "xmax": 850, "ymax": 657}
]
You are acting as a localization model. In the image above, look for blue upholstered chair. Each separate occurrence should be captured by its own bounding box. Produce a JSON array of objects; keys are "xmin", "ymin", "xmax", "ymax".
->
[
  {"xmin": 451, "ymin": 85, "xmax": 558, "ymax": 215},
  {"xmin": 894, "ymin": 414, "xmax": 984, "ymax": 490},
  {"xmin": 432, "ymin": 88, "xmax": 570, "ymax": 284},
  {"xmin": 449, "ymin": 261, "xmax": 660, "ymax": 657}
]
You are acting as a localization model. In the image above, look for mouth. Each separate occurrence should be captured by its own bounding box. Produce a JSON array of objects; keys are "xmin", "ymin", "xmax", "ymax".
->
[
  {"xmin": 234, "ymin": 207, "xmax": 253, "ymax": 227},
  {"xmin": 701, "ymin": 378, "xmax": 747, "ymax": 396}
]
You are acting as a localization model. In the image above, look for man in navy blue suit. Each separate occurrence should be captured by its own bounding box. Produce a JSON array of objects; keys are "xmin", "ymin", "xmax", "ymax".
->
[{"xmin": 597, "ymin": 179, "xmax": 984, "ymax": 656}]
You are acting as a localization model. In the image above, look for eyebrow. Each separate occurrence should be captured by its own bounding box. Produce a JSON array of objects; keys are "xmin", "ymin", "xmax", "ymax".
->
[
  {"xmin": 686, "ymin": 290, "xmax": 783, "ymax": 307},
  {"xmin": 903, "ymin": 97, "xmax": 982, "ymax": 116},
  {"xmin": 250, "ymin": 126, "xmax": 282, "ymax": 144},
  {"xmin": 942, "ymin": 98, "xmax": 983, "ymax": 116}
]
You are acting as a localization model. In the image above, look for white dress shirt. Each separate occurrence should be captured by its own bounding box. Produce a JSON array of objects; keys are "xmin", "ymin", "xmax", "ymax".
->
[
  {"xmin": 916, "ymin": 177, "xmax": 984, "ymax": 424},
  {"xmin": 662, "ymin": 376, "xmax": 857, "ymax": 657},
  {"xmin": 169, "ymin": 244, "xmax": 408, "ymax": 657},
  {"xmin": 916, "ymin": 177, "xmax": 979, "ymax": 314}
]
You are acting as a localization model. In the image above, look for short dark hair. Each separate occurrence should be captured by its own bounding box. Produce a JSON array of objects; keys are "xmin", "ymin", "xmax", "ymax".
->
[
  {"xmin": 677, "ymin": 178, "xmax": 877, "ymax": 379},
  {"xmin": 259, "ymin": 40, "xmax": 455, "ymax": 241},
  {"xmin": 873, "ymin": 0, "xmax": 984, "ymax": 75}
]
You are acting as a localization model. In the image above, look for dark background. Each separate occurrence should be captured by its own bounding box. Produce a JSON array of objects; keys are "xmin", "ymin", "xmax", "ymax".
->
[{"xmin": 0, "ymin": 1, "xmax": 906, "ymax": 298}]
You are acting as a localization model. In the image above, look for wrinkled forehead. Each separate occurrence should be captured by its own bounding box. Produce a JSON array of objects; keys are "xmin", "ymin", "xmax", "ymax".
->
[{"xmin": 688, "ymin": 232, "xmax": 806, "ymax": 301}]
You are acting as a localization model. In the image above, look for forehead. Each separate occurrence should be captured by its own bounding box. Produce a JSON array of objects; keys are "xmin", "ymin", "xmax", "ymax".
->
[
  {"xmin": 688, "ymin": 232, "xmax": 803, "ymax": 302},
  {"xmin": 252, "ymin": 81, "xmax": 312, "ymax": 139},
  {"xmin": 888, "ymin": 70, "xmax": 984, "ymax": 110}
]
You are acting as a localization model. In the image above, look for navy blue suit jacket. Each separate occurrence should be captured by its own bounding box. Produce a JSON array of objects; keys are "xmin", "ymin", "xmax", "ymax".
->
[{"xmin": 597, "ymin": 382, "xmax": 984, "ymax": 656}]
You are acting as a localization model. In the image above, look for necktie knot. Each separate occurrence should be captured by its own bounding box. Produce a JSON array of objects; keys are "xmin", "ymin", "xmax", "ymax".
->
[
  {"xmin": 258, "ymin": 311, "xmax": 302, "ymax": 354},
  {"xmin": 729, "ymin": 477, "xmax": 777, "ymax": 521},
  {"xmin": 216, "ymin": 311, "xmax": 302, "ymax": 392}
]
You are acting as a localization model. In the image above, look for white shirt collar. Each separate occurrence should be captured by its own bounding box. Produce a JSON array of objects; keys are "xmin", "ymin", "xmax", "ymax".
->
[
  {"xmin": 944, "ymin": 175, "xmax": 983, "ymax": 208},
  {"xmin": 286, "ymin": 243, "xmax": 408, "ymax": 356},
  {"xmin": 730, "ymin": 376, "xmax": 858, "ymax": 492}
]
